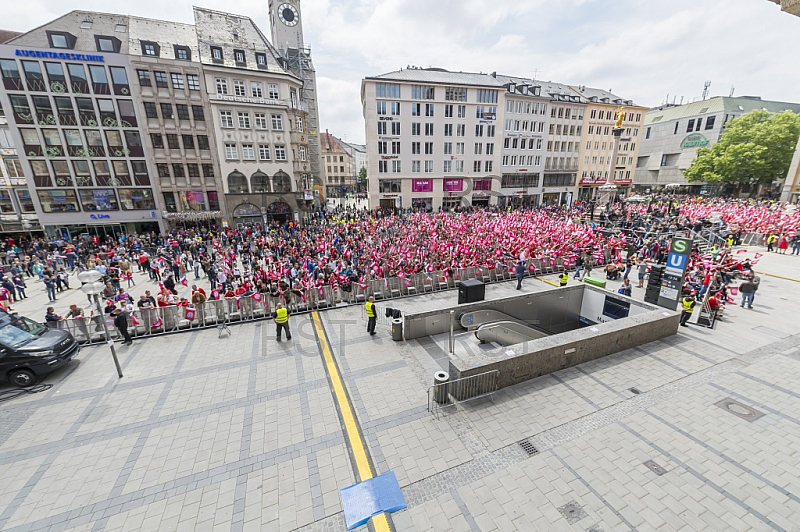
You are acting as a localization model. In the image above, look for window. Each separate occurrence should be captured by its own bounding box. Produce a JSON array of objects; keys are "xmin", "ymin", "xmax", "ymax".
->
[
  {"xmin": 378, "ymin": 179, "xmax": 401, "ymax": 193},
  {"xmin": 38, "ymin": 190, "xmax": 79, "ymax": 213},
  {"xmin": 203, "ymin": 164, "xmax": 215, "ymax": 178},
  {"xmin": 175, "ymin": 46, "xmax": 191, "ymax": 61},
  {"xmin": 137, "ymin": 70, "xmax": 151, "ymax": 87},
  {"xmin": 143, "ymin": 102, "xmax": 158, "ymax": 119},
  {"xmin": 238, "ymin": 112, "xmax": 250, "ymax": 128},
  {"xmin": 412, "ymin": 103, "xmax": 420, "ymax": 116},
  {"xmin": 424, "ymin": 142, "xmax": 433, "ymax": 155},
  {"xmin": 705, "ymin": 116, "xmax": 716, "ymax": 130},
  {"xmin": 47, "ymin": 31, "xmax": 73, "ymax": 49},
  {"xmin": 234, "ymin": 80, "xmax": 246, "ymax": 96},
  {"xmin": 182, "ymin": 135, "xmax": 195, "ymax": 150},
  {"xmin": 215, "ymin": 78, "xmax": 228, "ymax": 94},
  {"xmin": 377, "ymin": 101, "xmax": 386, "ymax": 115},
  {"xmin": 661, "ymin": 154, "xmax": 668, "ymax": 166},
  {"xmin": 476, "ymin": 89, "xmax": 498, "ymax": 103},
  {"xmin": 444, "ymin": 124, "xmax": 453, "ymax": 136},
  {"xmin": 187, "ymin": 164, "xmax": 200, "ymax": 178},
  {"xmin": 475, "ymin": 125, "xmax": 484, "ymax": 137},
  {"xmin": 171, "ymin": 164, "xmax": 185, "ymax": 178},
  {"xmin": 268, "ymin": 84, "xmax": 279, "ymax": 99},
  {"xmin": 192, "ymin": 105, "xmax": 205, "ymax": 121},
  {"xmin": 425, "ymin": 123, "xmax": 434, "ymax": 136},
  {"xmin": 424, "ymin": 161, "xmax": 433, "ymax": 173},
  {"xmin": 157, "ymin": 163, "xmax": 170, "ymax": 178},
  {"xmin": 456, "ymin": 142, "xmax": 464, "ymax": 155},
  {"xmin": 391, "ymin": 122, "xmax": 400, "ymax": 135},
  {"xmin": 392, "ymin": 160, "xmax": 401, "ymax": 173},
  {"xmin": 255, "ymin": 52, "xmax": 267, "ymax": 67},
  {"xmin": 150, "ymin": 133, "xmax": 164, "ymax": 148},
  {"xmin": 166, "ymin": 134, "xmax": 180, "ymax": 150},
  {"xmin": 234, "ymin": 49, "xmax": 246, "ymax": 65},
  {"xmin": 412, "ymin": 161, "xmax": 421, "ymax": 173},
  {"xmin": 411, "ymin": 85, "xmax": 435, "ymax": 99},
  {"xmin": 160, "ymin": 103, "xmax": 174, "ymax": 119},
  {"xmin": 210, "ymin": 46, "xmax": 223, "ymax": 62},
  {"xmin": 378, "ymin": 141, "xmax": 388, "ymax": 155},
  {"xmin": 412, "ymin": 123, "xmax": 420, "ymax": 136},
  {"xmin": 259, "ymin": 144, "xmax": 271, "ymax": 160},
  {"xmin": 79, "ymin": 189, "xmax": 118, "ymax": 211},
  {"xmin": 456, "ymin": 124, "xmax": 465, "ymax": 137},
  {"xmin": 445, "ymin": 104, "xmax": 453, "ymax": 118},
  {"xmin": 96, "ymin": 36, "xmax": 119, "ymax": 53},
  {"xmin": 185, "ymin": 74, "xmax": 200, "ymax": 91},
  {"xmin": 170, "ymin": 73, "xmax": 184, "ymax": 90},
  {"xmin": 391, "ymin": 102, "xmax": 401, "ymax": 115},
  {"xmin": 695, "ymin": 118, "xmax": 703, "ymax": 131},
  {"xmin": 271, "ymin": 114, "xmax": 283, "ymax": 130},
  {"xmin": 411, "ymin": 142, "xmax": 421, "ymax": 154},
  {"xmin": 488, "ymin": 125, "xmax": 495, "ymax": 137},
  {"xmin": 176, "ymin": 104, "xmax": 190, "ymax": 120},
  {"xmin": 473, "ymin": 161, "xmax": 482, "ymax": 172},
  {"xmin": 220, "ymin": 111, "xmax": 233, "ymax": 128},
  {"xmin": 198, "ymin": 135, "xmax": 210, "ymax": 150},
  {"xmin": 141, "ymin": 41, "xmax": 159, "ymax": 57},
  {"xmin": 250, "ymin": 81, "xmax": 263, "ymax": 98},
  {"xmin": 425, "ymin": 103, "xmax": 434, "ymax": 117},
  {"xmin": 275, "ymin": 145, "xmax": 287, "ymax": 160},
  {"xmin": 297, "ymin": 117, "xmax": 304, "ymax": 132},
  {"xmin": 458, "ymin": 105, "xmax": 466, "ymax": 118},
  {"xmin": 255, "ymin": 113, "xmax": 267, "ymax": 129},
  {"xmin": 154, "ymin": 71, "xmax": 168, "ymax": 88},
  {"xmin": 445, "ymin": 87, "xmax": 467, "ymax": 101},
  {"xmin": 474, "ymin": 143, "xmax": 482, "ymax": 155},
  {"xmin": 645, "ymin": 127, "xmax": 651, "ymax": 139},
  {"xmin": 242, "ymin": 144, "xmax": 255, "ymax": 160},
  {"xmin": 375, "ymin": 83, "xmax": 401, "ymax": 98},
  {"xmin": 686, "ymin": 119, "xmax": 694, "ymax": 133},
  {"xmin": 225, "ymin": 143, "xmax": 238, "ymax": 160},
  {"xmin": 392, "ymin": 142, "xmax": 401, "ymax": 155},
  {"xmin": 485, "ymin": 161, "xmax": 493, "ymax": 173}
]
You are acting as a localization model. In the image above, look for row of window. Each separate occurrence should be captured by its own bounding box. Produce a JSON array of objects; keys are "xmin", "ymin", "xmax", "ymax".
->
[
  {"xmin": 589, "ymin": 109, "xmax": 641, "ymax": 122},
  {"xmin": 6, "ymin": 92, "xmax": 138, "ymax": 127},
  {"xmin": 550, "ymin": 107, "xmax": 584, "ymax": 121},
  {"xmin": 543, "ymin": 159, "xmax": 579, "ymax": 172},
  {"xmin": 45, "ymin": 30, "xmax": 122, "ymax": 53},
  {"xmin": 546, "ymin": 140, "xmax": 580, "ymax": 153},
  {"xmin": 0, "ymin": 59, "xmax": 130, "ymax": 97},
  {"xmin": 155, "ymin": 163, "xmax": 216, "ymax": 180},
  {"xmin": 37, "ymin": 188, "xmax": 156, "ymax": 213},
  {"xmin": 377, "ymin": 178, "xmax": 494, "ymax": 194},
  {"xmin": 137, "ymin": 70, "xmax": 201, "ymax": 91},
  {"xmin": 583, "ymin": 141, "xmax": 637, "ymax": 153},
  {"xmin": 163, "ymin": 190, "xmax": 221, "ymax": 213},
  {"xmin": 378, "ymin": 141, "xmax": 498, "ymax": 156},
  {"xmin": 223, "ymin": 142, "xmax": 290, "ymax": 162},
  {"xmin": 503, "ymin": 137, "xmax": 544, "ymax": 150},
  {"xmin": 581, "ymin": 170, "xmax": 632, "ymax": 181},
  {"xmin": 219, "ymin": 110, "xmax": 285, "ymax": 130},
  {"xmin": 150, "ymin": 133, "xmax": 210, "ymax": 151},
  {"xmin": 226, "ymin": 170, "xmax": 291, "ymax": 194},
  {"xmin": 645, "ymin": 115, "xmax": 719, "ymax": 140},
  {"xmin": 501, "ymin": 156, "xmax": 542, "ymax": 168},
  {"xmin": 374, "ymin": 84, "xmax": 497, "ymax": 103},
  {"xmin": 583, "ymin": 155, "xmax": 634, "ymax": 167},
  {"xmin": 505, "ymin": 120, "xmax": 547, "ymax": 134},
  {"xmin": 377, "ymin": 122, "xmax": 497, "ymax": 138},
  {"xmin": 505, "ymin": 100, "xmax": 549, "ymax": 115},
  {"xmin": 376, "ymin": 101, "xmax": 500, "ymax": 119},
  {"xmin": 586, "ymin": 125, "xmax": 638, "ymax": 137},
  {"xmin": 377, "ymin": 160, "xmax": 496, "ymax": 174},
  {"xmin": 209, "ymin": 47, "xmax": 269, "ymax": 68},
  {"xmin": 18, "ymin": 127, "xmax": 143, "ymax": 157},
  {"xmin": 28, "ymin": 159, "xmax": 150, "ymax": 189},
  {"xmin": 0, "ymin": 189, "xmax": 35, "ymax": 214},
  {"xmin": 215, "ymin": 78, "xmax": 280, "ymax": 99},
  {"xmin": 142, "ymin": 101, "xmax": 205, "ymax": 121}
]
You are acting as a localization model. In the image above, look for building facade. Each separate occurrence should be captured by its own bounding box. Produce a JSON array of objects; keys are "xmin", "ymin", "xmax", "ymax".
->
[
  {"xmin": 320, "ymin": 131, "xmax": 355, "ymax": 197},
  {"xmin": 1, "ymin": 100, "xmax": 41, "ymax": 233},
  {"xmin": 634, "ymin": 96, "xmax": 800, "ymax": 195},
  {"xmin": 570, "ymin": 86, "xmax": 646, "ymax": 199}
]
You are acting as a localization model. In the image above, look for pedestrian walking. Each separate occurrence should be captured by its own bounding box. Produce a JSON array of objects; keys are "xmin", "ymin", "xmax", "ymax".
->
[
  {"xmin": 43, "ymin": 274, "xmax": 57, "ymax": 301},
  {"xmin": 573, "ymin": 255, "xmax": 584, "ymax": 280},
  {"xmin": 112, "ymin": 307, "xmax": 133, "ymax": 345},
  {"xmin": 365, "ymin": 296, "xmax": 376, "ymax": 335},
  {"xmin": 274, "ymin": 303, "xmax": 291, "ymax": 341},
  {"xmin": 515, "ymin": 261, "xmax": 525, "ymax": 290}
]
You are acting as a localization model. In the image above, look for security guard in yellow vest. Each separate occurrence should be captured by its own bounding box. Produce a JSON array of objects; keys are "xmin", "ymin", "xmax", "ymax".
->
[
  {"xmin": 365, "ymin": 296, "xmax": 377, "ymax": 336},
  {"xmin": 767, "ymin": 233, "xmax": 777, "ymax": 252},
  {"xmin": 559, "ymin": 272, "xmax": 569, "ymax": 286},
  {"xmin": 274, "ymin": 303, "xmax": 292, "ymax": 341},
  {"xmin": 679, "ymin": 294, "xmax": 696, "ymax": 327}
]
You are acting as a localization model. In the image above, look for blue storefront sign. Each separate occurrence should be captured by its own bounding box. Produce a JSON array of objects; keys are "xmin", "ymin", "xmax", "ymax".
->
[{"xmin": 15, "ymin": 49, "xmax": 104, "ymax": 62}]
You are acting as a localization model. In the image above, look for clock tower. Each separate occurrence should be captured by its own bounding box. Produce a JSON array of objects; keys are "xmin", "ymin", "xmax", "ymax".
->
[{"xmin": 269, "ymin": 0, "xmax": 323, "ymax": 197}]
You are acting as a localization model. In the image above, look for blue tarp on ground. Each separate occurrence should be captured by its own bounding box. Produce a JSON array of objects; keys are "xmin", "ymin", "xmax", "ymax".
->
[{"xmin": 340, "ymin": 471, "xmax": 406, "ymax": 530}]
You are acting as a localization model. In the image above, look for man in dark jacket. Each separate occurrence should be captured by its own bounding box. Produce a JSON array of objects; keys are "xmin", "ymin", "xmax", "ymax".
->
[
  {"xmin": 112, "ymin": 307, "xmax": 133, "ymax": 345},
  {"xmin": 515, "ymin": 261, "xmax": 525, "ymax": 290},
  {"xmin": 163, "ymin": 274, "xmax": 177, "ymax": 295}
]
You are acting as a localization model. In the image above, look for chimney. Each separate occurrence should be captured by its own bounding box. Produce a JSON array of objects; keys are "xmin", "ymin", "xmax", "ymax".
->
[{"xmin": 491, "ymin": 71, "xmax": 496, "ymax": 78}]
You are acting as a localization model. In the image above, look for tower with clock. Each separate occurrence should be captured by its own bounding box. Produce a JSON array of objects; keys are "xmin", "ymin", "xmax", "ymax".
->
[{"xmin": 269, "ymin": 0, "xmax": 322, "ymax": 195}]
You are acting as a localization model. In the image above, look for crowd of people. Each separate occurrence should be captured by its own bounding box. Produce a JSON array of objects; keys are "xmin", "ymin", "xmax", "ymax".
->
[{"xmin": 0, "ymin": 195, "xmax": 797, "ymax": 340}]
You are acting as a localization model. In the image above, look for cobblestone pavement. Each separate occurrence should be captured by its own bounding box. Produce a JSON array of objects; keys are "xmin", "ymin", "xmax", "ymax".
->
[{"xmin": 1, "ymin": 248, "xmax": 799, "ymax": 531}]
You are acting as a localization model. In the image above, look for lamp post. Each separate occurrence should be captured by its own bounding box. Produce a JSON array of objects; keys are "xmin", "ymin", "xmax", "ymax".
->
[{"xmin": 78, "ymin": 270, "xmax": 123, "ymax": 378}]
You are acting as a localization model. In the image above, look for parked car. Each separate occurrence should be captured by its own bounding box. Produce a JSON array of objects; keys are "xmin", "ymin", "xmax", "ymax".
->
[{"xmin": 0, "ymin": 310, "xmax": 80, "ymax": 387}]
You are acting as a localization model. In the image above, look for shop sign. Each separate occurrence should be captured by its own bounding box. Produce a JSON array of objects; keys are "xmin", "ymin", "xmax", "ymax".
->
[
  {"xmin": 216, "ymin": 94, "xmax": 281, "ymax": 106},
  {"xmin": 89, "ymin": 214, "xmax": 110, "ymax": 219},
  {"xmin": 681, "ymin": 133, "xmax": 709, "ymax": 149},
  {"xmin": 16, "ymin": 49, "xmax": 104, "ymax": 62}
]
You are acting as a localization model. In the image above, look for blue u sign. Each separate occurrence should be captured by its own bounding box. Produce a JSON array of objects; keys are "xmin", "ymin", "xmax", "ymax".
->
[
  {"xmin": 90, "ymin": 214, "xmax": 110, "ymax": 220},
  {"xmin": 667, "ymin": 252, "xmax": 686, "ymax": 270}
]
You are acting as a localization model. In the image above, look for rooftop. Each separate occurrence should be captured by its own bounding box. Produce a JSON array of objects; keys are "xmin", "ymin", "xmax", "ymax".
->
[{"xmin": 644, "ymin": 96, "xmax": 800, "ymax": 125}]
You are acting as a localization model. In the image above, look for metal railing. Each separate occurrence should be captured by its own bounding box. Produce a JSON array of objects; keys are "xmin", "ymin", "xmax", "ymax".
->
[{"xmin": 427, "ymin": 370, "xmax": 500, "ymax": 418}]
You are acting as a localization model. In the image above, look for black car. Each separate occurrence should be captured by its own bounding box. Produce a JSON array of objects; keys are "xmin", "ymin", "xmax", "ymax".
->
[{"xmin": 0, "ymin": 310, "xmax": 80, "ymax": 387}]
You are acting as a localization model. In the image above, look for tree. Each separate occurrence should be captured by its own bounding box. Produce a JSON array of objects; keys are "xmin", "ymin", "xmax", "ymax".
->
[
  {"xmin": 684, "ymin": 110, "xmax": 800, "ymax": 193},
  {"xmin": 357, "ymin": 167, "xmax": 368, "ymax": 193}
]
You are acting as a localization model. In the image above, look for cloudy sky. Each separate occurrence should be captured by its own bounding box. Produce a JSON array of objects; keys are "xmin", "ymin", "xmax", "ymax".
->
[{"xmin": 5, "ymin": 0, "xmax": 799, "ymax": 144}]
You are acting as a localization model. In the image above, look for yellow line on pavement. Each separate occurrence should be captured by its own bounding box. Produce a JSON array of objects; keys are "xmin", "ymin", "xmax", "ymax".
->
[
  {"xmin": 535, "ymin": 276, "xmax": 560, "ymax": 287},
  {"xmin": 310, "ymin": 312, "xmax": 391, "ymax": 532},
  {"xmin": 755, "ymin": 271, "xmax": 800, "ymax": 283}
]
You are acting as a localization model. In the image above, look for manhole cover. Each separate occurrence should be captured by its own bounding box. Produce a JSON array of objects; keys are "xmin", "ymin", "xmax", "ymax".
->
[
  {"xmin": 557, "ymin": 501, "xmax": 587, "ymax": 524},
  {"xmin": 519, "ymin": 440, "xmax": 539, "ymax": 456},
  {"xmin": 714, "ymin": 398, "xmax": 765, "ymax": 422},
  {"xmin": 644, "ymin": 460, "xmax": 667, "ymax": 476}
]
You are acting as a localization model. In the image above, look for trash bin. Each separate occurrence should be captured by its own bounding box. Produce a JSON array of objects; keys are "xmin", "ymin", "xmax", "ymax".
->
[
  {"xmin": 391, "ymin": 318, "xmax": 403, "ymax": 341},
  {"xmin": 433, "ymin": 371, "xmax": 449, "ymax": 404}
]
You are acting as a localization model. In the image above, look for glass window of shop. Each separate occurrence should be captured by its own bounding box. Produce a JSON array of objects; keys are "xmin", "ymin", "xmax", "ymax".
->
[
  {"xmin": 181, "ymin": 191, "xmax": 206, "ymax": 211},
  {"xmin": 79, "ymin": 189, "xmax": 118, "ymax": 211},
  {"xmin": 38, "ymin": 189, "xmax": 80, "ymax": 212},
  {"xmin": 15, "ymin": 190, "xmax": 36, "ymax": 213},
  {"xmin": 207, "ymin": 191, "xmax": 220, "ymax": 211},
  {"xmin": 411, "ymin": 197, "xmax": 432, "ymax": 211},
  {"xmin": 163, "ymin": 192, "xmax": 177, "ymax": 212},
  {"xmin": 118, "ymin": 188, "xmax": 156, "ymax": 210}
]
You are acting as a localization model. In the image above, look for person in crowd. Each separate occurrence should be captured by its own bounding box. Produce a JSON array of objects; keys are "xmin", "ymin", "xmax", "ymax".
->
[{"xmin": 112, "ymin": 307, "xmax": 133, "ymax": 345}]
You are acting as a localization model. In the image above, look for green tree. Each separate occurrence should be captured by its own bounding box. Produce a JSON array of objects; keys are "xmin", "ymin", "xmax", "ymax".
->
[
  {"xmin": 357, "ymin": 167, "xmax": 368, "ymax": 192},
  {"xmin": 684, "ymin": 110, "xmax": 800, "ymax": 193}
]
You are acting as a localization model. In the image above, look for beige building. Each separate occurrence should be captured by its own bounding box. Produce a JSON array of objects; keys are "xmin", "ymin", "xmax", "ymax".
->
[
  {"xmin": 320, "ymin": 131, "xmax": 355, "ymax": 197},
  {"xmin": 570, "ymin": 86, "xmax": 646, "ymax": 199}
]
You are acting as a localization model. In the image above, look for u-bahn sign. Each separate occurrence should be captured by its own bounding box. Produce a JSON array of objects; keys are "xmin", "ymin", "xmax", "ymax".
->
[{"xmin": 658, "ymin": 237, "xmax": 693, "ymax": 310}]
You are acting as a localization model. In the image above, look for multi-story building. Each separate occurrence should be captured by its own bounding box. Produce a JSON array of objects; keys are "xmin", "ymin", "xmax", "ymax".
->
[
  {"xmin": 0, "ymin": 8, "xmax": 317, "ymax": 237},
  {"xmin": 320, "ymin": 131, "xmax": 354, "ymax": 197},
  {"xmin": 1, "ymin": 99, "xmax": 41, "ymax": 234},
  {"xmin": 570, "ymin": 86, "xmax": 646, "ymax": 199},
  {"xmin": 634, "ymin": 96, "xmax": 800, "ymax": 195},
  {"xmin": 540, "ymin": 81, "xmax": 586, "ymax": 206},
  {"xmin": 341, "ymin": 141, "xmax": 367, "ymax": 193}
]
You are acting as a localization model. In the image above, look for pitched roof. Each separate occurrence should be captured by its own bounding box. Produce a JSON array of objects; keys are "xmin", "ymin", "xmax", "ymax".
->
[
  {"xmin": 366, "ymin": 69, "xmax": 505, "ymax": 88},
  {"xmin": 0, "ymin": 29, "xmax": 22, "ymax": 44}
]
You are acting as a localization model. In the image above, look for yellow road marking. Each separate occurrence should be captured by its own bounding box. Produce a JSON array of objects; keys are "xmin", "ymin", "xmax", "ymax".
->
[
  {"xmin": 310, "ymin": 312, "xmax": 391, "ymax": 532},
  {"xmin": 535, "ymin": 276, "xmax": 560, "ymax": 287},
  {"xmin": 755, "ymin": 271, "xmax": 800, "ymax": 283}
]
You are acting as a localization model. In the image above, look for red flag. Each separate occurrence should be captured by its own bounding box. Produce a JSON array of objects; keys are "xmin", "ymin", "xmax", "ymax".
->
[{"xmin": 180, "ymin": 276, "xmax": 188, "ymax": 287}]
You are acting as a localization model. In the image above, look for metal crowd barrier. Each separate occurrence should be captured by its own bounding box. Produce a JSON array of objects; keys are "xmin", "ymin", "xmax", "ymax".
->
[{"xmin": 427, "ymin": 370, "xmax": 500, "ymax": 419}]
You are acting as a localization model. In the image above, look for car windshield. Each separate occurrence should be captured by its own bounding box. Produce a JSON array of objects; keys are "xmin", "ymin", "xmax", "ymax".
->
[{"xmin": 0, "ymin": 316, "xmax": 48, "ymax": 349}]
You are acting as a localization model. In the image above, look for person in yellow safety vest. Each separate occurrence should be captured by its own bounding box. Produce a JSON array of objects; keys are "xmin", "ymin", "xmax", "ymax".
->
[
  {"xmin": 559, "ymin": 272, "xmax": 569, "ymax": 286},
  {"xmin": 767, "ymin": 233, "xmax": 777, "ymax": 252},
  {"xmin": 365, "ymin": 296, "xmax": 377, "ymax": 336},
  {"xmin": 679, "ymin": 293, "xmax": 696, "ymax": 327},
  {"xmin": 726, "ymin": 235, "xmax": 734, "ymax": 248},
  {"xmin": 274, "ymin": 302, "xmax": 292, "ymax": 341}
]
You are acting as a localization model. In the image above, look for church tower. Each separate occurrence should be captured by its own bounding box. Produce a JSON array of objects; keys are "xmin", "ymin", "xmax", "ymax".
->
[{"xmin": 269, "ymin": 0, "xmax": 323, "ymax": 196}]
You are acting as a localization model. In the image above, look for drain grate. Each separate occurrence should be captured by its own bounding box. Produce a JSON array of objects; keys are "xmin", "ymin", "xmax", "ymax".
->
[
  {"xmin": 714, "ymin": 398, "xmax": 765, "ymax": 422},
  {"xmin": 644, "ymin": 459, "xmax": 667, "ymax": 476},
  {"xmin": 557, "ymin": 501, "xmax": 588, "ymax": 524},
  {"xmin": 629, "ymin": 387, "xmax": 641, "ymax": 395},
  {"xmin": 519, "ymin": 440, "xmax": 539, "ymax": 456}
]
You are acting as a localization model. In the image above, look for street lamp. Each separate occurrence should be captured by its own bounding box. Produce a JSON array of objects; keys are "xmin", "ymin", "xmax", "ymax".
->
[{"xmin": 78, "ymin": 269, "xmax": 123, "ymax": 379}]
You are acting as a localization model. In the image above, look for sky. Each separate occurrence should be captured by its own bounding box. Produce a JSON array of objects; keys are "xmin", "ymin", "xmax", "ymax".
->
[{"xmin": 4, "ymin": 0, "xmax": 799, "ymax": 144}]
